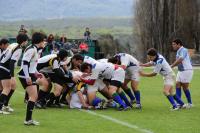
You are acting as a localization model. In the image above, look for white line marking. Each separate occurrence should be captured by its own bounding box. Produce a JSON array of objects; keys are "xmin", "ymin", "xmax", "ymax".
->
[
  {"xmin": 16, "ymin": 90, "xmax": 153, "ymax": 133},
  {"xmin": 80, "ymin": 109, "xmax": 154, "ymax": 133}
]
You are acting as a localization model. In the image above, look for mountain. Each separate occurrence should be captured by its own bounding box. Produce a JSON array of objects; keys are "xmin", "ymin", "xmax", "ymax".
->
[{"xmin": 0, "ymin": 0, "xmax": 134, "ymax": 21}]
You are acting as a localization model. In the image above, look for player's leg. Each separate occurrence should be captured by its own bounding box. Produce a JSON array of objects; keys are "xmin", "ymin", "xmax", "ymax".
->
[
  {"xmin": 3, "ymin": 77, "xmax": 16, "ymax": 112},
  {"xmin": 117, "ymin": 88, "xmax": 132, "ymax": 108},
  {"xmin": 175, "ymin": 71, "xmax": 182, "ymax": 99},
  {"xmin": 121, "ymin": 79, "xmax": 136, "ymax": 103},
  {"xmin": 25, "ymin": 85, "xmax": 39, "ymax": 125},
  {"xmin": 36, "ymin": 76, "xmax": 50, "ymax": 108},
  {"xmin": 163, "ymin": 85, "xmax": 178, "ymax": 110},
  {"xmin": 0, "ymin": 79, "xmax": 11, "ymax": 114}
]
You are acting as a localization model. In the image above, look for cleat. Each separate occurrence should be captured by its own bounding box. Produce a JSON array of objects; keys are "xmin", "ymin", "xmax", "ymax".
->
[
  {"xmin": 35, "ymin": 102, "xmax": 46, "ymax": 109},
  {"xmin": 170, "ymin": 106, "xmax": 179, "ymax": 111},
  {"xmin": 118, "ymin": 105, "xmax": 130, "ymax": 111},
  {"xmin": 0, "ymin": 109, "xmax": 10, "ymax": 115},
  {"xmin": 3, "ymin": 105, "xmax": 14, "ymax": 112},
  {"xmin": 130, "ymin": 100, "xmax": 136, "ymax": 105},
  {"xmin": 186, "ymin": 103, "xmax": 194, "ymax": 109},
  {"xmin": 135, "ymin": 104, "xmax": 142, "ymax": 109},
  {"xmin": 24, "ymin": 120, "xmax": 40, "ymax": 126},
  {"xmin": 178, "ymin": 104, "xmax": 187, "ymax": 109}
]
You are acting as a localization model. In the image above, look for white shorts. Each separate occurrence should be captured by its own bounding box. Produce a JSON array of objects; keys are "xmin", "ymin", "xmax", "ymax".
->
[
  {"xmin": 111, "ymin": 67, "xmax": 125, "ymax": 83},
  {"xmin": 163, "ymin": 73, "xmax": 175, "ymax": 86},
  {"xmin": 125, "ymin": 66, "xmax": 140, "ymax": 81},
  {"xmin": 87, "ymin": 79, "xmax": 106, "ymax": 93},
  {"xmin": 70, "ymin": 93, "xmax": 87, "ymax": 109},
  {"xmin": 176, "ymin": 70, "xmax": 193, "ymax": 83}
]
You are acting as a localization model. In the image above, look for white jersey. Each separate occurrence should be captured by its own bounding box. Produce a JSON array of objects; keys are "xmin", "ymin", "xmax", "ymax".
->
[
  {"xmin": 84, "ymin": 56, "xmax": 98, "ymax": 66},
  {"xmin": 151, "ymin": 54, "xmax": 173, "ymax": 76},
  {"xmin": 98, "ymin": 58, "xmax": 108, "ymax": 63},
  {"xmin": 176, "ymin": 46, "xmax": 193, "ymax": 71},
  {"xmin": 19, "ymin": 44, "xmax": 40, "ymax": 77},
  {"xmin": 0, "ymin": 43, "xmax": 22, "ymax": 71},
  {"xmin": 37, "ymin": 54, "xmax": 59, "ymax": 73},
  {"xmin": 115, "ymin": 53, "xmax": 139, "ymax": 68}
]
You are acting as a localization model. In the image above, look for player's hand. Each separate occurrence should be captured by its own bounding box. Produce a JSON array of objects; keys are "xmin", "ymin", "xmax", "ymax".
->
[
  {"xmin": 26, "ymin": 77, "xmax": 32, "ymax": 85},
  {"xmin": 81, "ymin": 73, "xmax": 91, "ymax": 78},
  {"xmin": 34, "ymin": 72, "xmax": 43, "ymax": 78},
  {"xmin": 72, "ymin": 75, "xmax": 80, "ymax": 83}
]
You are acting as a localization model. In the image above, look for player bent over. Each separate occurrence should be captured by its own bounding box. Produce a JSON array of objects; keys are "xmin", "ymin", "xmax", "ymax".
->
[{"xmin": 140, "ymin": 48, "xmax": 186, "ymax": 111}]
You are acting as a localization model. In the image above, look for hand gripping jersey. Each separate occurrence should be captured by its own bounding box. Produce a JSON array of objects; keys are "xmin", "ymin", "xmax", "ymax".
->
[{"xmin": 0, "ymin": 43, "xmax": 22, "ymax": 76}]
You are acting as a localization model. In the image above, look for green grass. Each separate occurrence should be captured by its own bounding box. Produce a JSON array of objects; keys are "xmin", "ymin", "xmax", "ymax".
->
[{"xmin": 0, "ymin": 69, "xmax": 200, "ymax": 133}]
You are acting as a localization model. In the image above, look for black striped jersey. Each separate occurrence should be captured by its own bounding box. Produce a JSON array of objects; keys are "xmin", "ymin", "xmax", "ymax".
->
[
  {"xmin": 0, "ymin": 48, "xmax": 3, "ymax": 59},
  {"xmin": 37, "ymin": 54, "xmax": 59, "ymax": 73},
  {"xmin": 0, "ymin": 43, "xmax": 22, "ymax": 71},
  {"xmin": 18, "ymin": 44, "xmax": 40, "ymax": 77}
]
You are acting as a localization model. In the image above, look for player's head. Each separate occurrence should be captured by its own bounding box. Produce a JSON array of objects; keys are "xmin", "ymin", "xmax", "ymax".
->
[
  {"xmin": 108, "ymin": 56, "xmax": 120, "ymax": 64},
  {"xmin": 172, "ymin": 39, "xmax": 183, "ymax": 51},
  {"xmin": 57, "ymin": 49, "xmax": 68, "ymax": 61},
  {"xmin": 0, "ymin": 38, "xmax": 9, "ymax": 50},
  {"xmin": 80, "ymin": 62, "xmax": 92, "ymax": 73},
  {"xmin": 32, "ymin": 32, "xmax": 46, "ymax": 48},
  {"xmin": 72, "ymin": 54, "xmax": 84, "ymax": 68},
  {"xmin": 16, "ymin": 33, "xmax": 29, "ymax": 47},
  {"xmin": 147, "ymin": 48, "xmax": 158, "ymax": 61}
]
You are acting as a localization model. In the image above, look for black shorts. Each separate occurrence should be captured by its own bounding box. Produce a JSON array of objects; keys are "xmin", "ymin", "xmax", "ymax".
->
[
  {"xmin": 47, "ymin": 73, "xmax": 66, "ymax": 86},
  {"xmin": 0, "ymin": 68, "xmax": 11, "ymax": 80},
  {"xmin": 18, "ymin": 73, "xmax": 37, "ymax": 89},
  {"xmin": 110, "ymin": 80, "xmax": 122, "ymax": 88}
]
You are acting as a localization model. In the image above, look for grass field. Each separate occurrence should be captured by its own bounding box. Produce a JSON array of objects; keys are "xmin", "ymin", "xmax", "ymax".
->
[{"xmin": 0, "ymin": 68, "xmax": 200, "ymax": 133}]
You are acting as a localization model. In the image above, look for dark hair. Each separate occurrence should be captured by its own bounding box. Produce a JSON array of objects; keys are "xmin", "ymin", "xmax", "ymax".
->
[
  {"xmin": 108, "ymin": 56, "xmax": 119, "ymax": 64},
  {"xmin": 72, "ymin": 54, "xmax": 84, "ymax": 61},
  {"xmin": 172, "ymin": 39, "xmax": 183, "ymax": 46},
  {"xmin": 0, "ymin": 38, "xmax": 9, "ymax": 45},
  {"xmin": 80, "ymin": 62, "xmax": 92, "ymax": 72},
  {"xmin": 32, "ymin": 32, "xmax": 45, "ymax": 44},
  {"xmin": 47, "ymin": 34, "xmax": 54, "ymax": 43},
  {"xmin": 60, "ymin": 37, "xmax": 67, "ymax": 43},
  {"xmin": 57, "ymin": 49, "xmax": 68, "ymax": 60},
  {"xmin": 147, "ymin": 48, "xmax": 158, "ymax": 56},
  {"xmin": 16, "ymin": 33, "xmax": 29, "ymax": 44}
]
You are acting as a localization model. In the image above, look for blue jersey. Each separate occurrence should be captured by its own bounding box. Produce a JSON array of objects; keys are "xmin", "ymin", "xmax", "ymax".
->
[{"xmin": 176, "ymin": 46, "xmax": 192, "ymax": 71}]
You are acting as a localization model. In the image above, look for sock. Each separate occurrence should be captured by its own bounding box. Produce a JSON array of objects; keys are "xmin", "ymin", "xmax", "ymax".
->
[
  {"xmin": 47, "ymin": 93, "xmax": 55, "ymax": 105},
  {"xmin": 24, "ymin": 92, "xmax": 29, "ymax": 102},
  {"xmin": 26, "ymin": 101, "xmax": 35, "ymax": 121},
  {"xmin": 112, "ymin": 93, "xmax": 126, "ymax": 108},
  {"xmin": 134, "ymin": 90, "xmax": 141, "ymax": 104},
  {"xmin": 176, "ymin": 87, "xmax": 181, "ymax": 98},
  {"xmin": 166, "ymin": 95, "xmax": 177, "ymax": 108},
  {"xmin": 119, "ymin": 91, "xmax": 132, "ymax": 106},
  {"xmin": 124, "ymin": 88, "xmax": 135, "ymax": 101},
  {"xmin": 184, "ymin": 89, "xmax": 192, "ymax": 104},
  {"xmin": 38, "ymin": 90, "xmax": 48, "ymax": 104},
  {"xmin": 92, "ymin": 97, "xmax": 102, "ymax": 106},
  {"xmin": 173, "ymin": 94, "xmax": 184, "ymax": 105},
  {"xmin": 55, "ymin": 95, "xmax": 61, "ymax": 105},
  {"xmin": 4, "ymin": 90, "xmax": 15, "ymax": 106},
  {"xmin": 60, "ymin": 89, "xmax": 69, "ymax": 102},
  {"xmin": 0, "ymin": 94, "xmax": 8, "ymax": 109}
]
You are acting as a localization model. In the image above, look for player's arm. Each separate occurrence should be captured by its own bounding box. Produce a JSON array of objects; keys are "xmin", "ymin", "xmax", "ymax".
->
[
  {"xmin": 171, "ymin": 58, "xmax": 183, "ymax": 68},
  {"xmin": 140, "ymin": 62, "xmax": 153, "ymax": 67},
  {"xmin": 77, "ymin": 91, "xmax": 88, "ymax": 108},
  {"xmin": 139, "ymin": 71, "xmax": 157, "ymax": 77},
  {"xmin": 22, "ymin": 48, "xmax": 34, "ymax": 85}
]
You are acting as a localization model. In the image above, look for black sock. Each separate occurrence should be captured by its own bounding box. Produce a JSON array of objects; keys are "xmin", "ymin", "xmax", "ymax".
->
[
  {"xmin": 55, "ymin": 95, "xmax": 61, "ymax": 104},
  {"xmin": 47, "ymin": 93, "xmax": 55, "ymax": 105},
  {"xmin": 60, "ymin": 90, "xmax": 68, "ymax": 102},
  {"xmin": 38, "ymin": 90, "xmax": 48, "ymax": 102},
  {"xmin": 26, "ymin": 101, "xmax": 35, "ymax": 121},
  {"xmin": 0, "ymin": 94, "xmax": 7, "ymax": 109},
  {"xmin": 24, "ymin": 92, "xmax": 29, "ymax": 101},
  {"xmin": 4, "ymin": 90, "xmax": 15, "ymax": 106}
]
